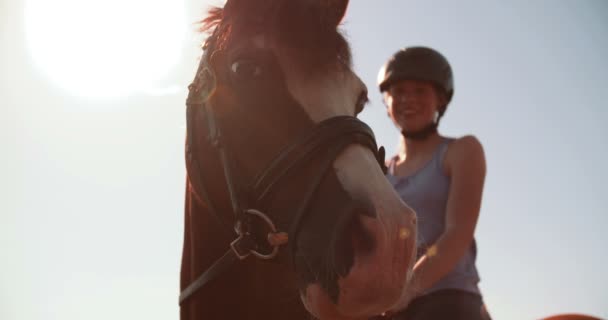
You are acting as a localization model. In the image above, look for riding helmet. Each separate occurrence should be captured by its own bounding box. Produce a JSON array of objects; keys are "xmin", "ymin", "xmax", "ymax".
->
[{"xmin": 377, "ymin": 46, "xmax": 454, "ymax": 105}]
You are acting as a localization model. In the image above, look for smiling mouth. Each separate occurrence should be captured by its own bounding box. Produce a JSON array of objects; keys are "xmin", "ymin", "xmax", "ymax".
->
[{"xmin": 398, "ymin": 109, "xmax": 417, "ymax": 117}]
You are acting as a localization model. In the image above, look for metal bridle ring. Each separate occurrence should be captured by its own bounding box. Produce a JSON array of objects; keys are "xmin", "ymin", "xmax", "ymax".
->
[{"xmin": 245, "ymin": 209, "xmax": 280, "ymax": 260}]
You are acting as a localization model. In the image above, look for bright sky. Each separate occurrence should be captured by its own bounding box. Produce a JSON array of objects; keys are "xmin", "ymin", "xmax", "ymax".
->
[{"xmin": 1, "ymin": 1, "xmax": 606, "ymax": 320}]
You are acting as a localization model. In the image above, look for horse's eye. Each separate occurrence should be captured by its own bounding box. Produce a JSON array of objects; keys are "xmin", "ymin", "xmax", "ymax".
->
[{"xmin": 231, "ymin": 60, "xmax": 263, "ymax": 79}]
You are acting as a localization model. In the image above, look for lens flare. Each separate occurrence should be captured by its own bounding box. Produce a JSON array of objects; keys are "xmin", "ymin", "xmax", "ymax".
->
[{"xmin": 24, "ymin": 0, "xmax": 187, "ymax": 98}]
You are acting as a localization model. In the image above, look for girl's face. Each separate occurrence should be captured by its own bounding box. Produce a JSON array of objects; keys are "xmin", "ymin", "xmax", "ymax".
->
[{"xmin": 384, "ymin": 79, "xmax": 444, "ymax": 132}]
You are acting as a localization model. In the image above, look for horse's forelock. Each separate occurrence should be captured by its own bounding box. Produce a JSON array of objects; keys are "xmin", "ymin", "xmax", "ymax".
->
[
  {"xmin": 199, "ymin": 7, "xmax": 229, "ymax": 51},
  {"xmin": 199, "ymin": 2, "xmax": 352, "ymax": 73},
  {"xmin": 199, "ymin": 8, "xmax": 222, "ymax": 35}
]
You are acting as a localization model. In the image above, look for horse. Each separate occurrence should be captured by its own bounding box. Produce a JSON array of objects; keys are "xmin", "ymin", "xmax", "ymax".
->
[
  {"xmin": 179, "ymin": 0, "xmax": 418, "ymax": 319},
  {"xmin": 541, "ymin": 315, "xmax": 603, "ymax": 320}
]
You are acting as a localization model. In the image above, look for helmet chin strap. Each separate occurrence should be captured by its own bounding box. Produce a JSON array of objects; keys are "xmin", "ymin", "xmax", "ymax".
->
[
  {"xmin": 401, "ymin": 122, "xmax": 438, "ymax": 140},
  {"xmin": 401, "ymin": 110, "xmax": 442, "ymax": 140}
]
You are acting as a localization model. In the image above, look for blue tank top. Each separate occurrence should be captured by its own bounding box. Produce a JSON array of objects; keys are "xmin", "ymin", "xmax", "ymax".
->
[{"xmin": 387, "ymin": 138, "xmax": 481, "ymax": 296}]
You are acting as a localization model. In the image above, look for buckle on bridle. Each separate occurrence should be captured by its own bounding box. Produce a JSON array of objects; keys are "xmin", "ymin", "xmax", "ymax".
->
[
  {"xmin": 230, "ymin": 209, "xmax": 281, "ymax": 260},
  {"xmin": 230, "ymin": 233, "xmax": 254, "ymax": 260}
]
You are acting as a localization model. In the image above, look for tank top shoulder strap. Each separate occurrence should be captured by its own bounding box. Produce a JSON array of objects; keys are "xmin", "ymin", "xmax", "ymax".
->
[
  {"xmin": 387, "ymin": 155, "xmax": 399, "ymax": 175},
  {"xmin": 434, "ymin": 137, "xmax": 455, "ymax": 172}
]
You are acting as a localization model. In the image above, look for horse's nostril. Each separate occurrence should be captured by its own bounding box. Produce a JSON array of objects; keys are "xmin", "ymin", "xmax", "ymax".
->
[
  {"xmin": 348, "ymin": 214, "xmax": 376, "ymax": 254},
  {"xmin": 331, "ymin": 200, "xmax": 377, "ymax": 277}
]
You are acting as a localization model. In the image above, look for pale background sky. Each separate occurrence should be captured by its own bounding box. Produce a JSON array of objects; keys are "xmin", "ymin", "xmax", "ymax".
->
[{"xmin": 1, "ymin": 0, "xmax": 606, "ymax": 319}]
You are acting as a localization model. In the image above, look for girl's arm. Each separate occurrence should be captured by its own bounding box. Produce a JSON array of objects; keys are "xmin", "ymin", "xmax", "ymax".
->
[{"xmin": 404, "ymin": 135, "xmax": 487, "ymax": 301}]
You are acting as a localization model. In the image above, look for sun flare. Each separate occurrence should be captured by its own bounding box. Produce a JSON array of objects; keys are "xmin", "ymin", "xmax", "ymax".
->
[{"xmin": 25, "ymin": 0, "xmax": 187, "ymax": 98}]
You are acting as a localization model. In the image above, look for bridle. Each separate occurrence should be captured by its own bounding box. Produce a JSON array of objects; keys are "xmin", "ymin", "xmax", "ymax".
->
[{"xmin": 179, "ymin": 24, "xmax": 387, "ymax": 307}]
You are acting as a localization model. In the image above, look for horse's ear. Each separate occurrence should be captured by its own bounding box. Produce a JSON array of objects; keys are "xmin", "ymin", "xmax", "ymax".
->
[{"xmin": 327, "ymin": 0, "xmax": 349, "ymax": 26}]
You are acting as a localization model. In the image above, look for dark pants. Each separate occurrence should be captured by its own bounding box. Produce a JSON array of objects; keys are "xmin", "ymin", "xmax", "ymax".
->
[{"xmin": 390, "ymin": 289, "xmax": 492, "ymax": 320}]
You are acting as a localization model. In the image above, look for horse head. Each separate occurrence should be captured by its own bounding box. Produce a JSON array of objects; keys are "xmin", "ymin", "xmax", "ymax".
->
[{"xmin": 180, "ymin": 1, "xmax": 417, "ymax": 319}]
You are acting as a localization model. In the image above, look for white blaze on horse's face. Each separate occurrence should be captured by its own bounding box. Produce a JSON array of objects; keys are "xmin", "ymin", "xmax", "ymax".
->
[{"xmin": 250, "ymin": 37, "xmax": 419, "ymax": 318}]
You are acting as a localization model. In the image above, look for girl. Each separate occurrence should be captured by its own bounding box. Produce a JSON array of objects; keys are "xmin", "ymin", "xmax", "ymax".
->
[{"xmin": 378, "ymin": 46, "xmax": 491, "ymax": 320}]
